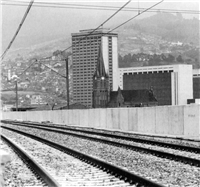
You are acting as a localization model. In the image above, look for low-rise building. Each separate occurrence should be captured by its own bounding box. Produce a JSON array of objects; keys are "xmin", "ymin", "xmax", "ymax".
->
[
  {"xmin": 193, "ymin": 68, "xmax": 200, "ymax": 99},
  {"xmin": 118, "ymin": 64, "xmax": 193, "ymax": 106}
]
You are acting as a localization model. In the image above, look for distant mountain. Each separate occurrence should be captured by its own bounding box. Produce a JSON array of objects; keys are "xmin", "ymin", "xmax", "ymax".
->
[
  {"xmin": 116, "ymin": 12, "xmax": 200, "ymax": 68},
  {"xmin": 3, "ymin": 12, "xmax": 200, "ymax": 68},
  {"xmin": 123, "ymin": 12, "xmax": 200, "ymax": 45},
  {"xmin": 4, "ymin": 36, "xmax": 71, "ymax": 60}
]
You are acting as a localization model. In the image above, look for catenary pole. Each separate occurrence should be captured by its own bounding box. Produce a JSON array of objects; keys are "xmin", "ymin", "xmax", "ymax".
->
[
  {"xmin": 65, "ymin": 58, "xmax": 69, "ymax": 109},
  {"xmin": 15, "ymin": 80, "xmax": 18, "ymax": 111}
]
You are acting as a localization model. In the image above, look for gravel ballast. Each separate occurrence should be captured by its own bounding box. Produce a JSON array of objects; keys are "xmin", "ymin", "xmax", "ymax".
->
[
  {"xmin": 0, "ymin": 137, "xmax": 45, "ymax": 187},
  {"xmin": 2, "ymin": 124, "xmax": 200, "ymax": 187},
  {"xmin": 39, "ymin": 125, "xmax": 200, "ymax": 160},
  {"xmin": 2, "ymin": 129, "xmax": 135, "ymax": 187}
]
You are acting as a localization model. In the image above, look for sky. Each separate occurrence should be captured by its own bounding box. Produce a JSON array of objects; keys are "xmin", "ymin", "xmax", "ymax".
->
[{"xmin": 0, "ymin": 0, "xmax": 199, "ymax": 53}]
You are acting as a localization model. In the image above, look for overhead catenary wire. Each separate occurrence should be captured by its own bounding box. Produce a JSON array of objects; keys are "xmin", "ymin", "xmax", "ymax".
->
[
  {"xmin": 69, "ymin": 0, "xmax": 165, "ymax": 61},
  {"xmin": 6, "ymin": 0, "xmax": 132, "ymax": 79},
  {"xmin": 108, "ymin": 0, "xmax": 164, "ymax": 33},
  {"xmin": 2, "ymin": 0, "xmax": 165, "ymax": 102},
  {"xmin": 63, "ymin": 0, "xmax": 164, "ymax": 56},
  {"xmin": 17, "ymin": 58, "xmax": 38, "ymax": 78},
  {"xmin": 19, "ymin": 0, "xmax": 132, "ymax": 67},
  {"xmin": 7, "ymin": 0, "xmax": 165, "ymax": 67},
  {"xmin": 62, "ymin": 0, "xmax": 132, "ymax": 54},
  {"xmin": 1, "ymin": 0, "xmax": 132, "ymax": 105},
  {"xmin": 1, "ymin": 0, "xmax": 200, "ymax": 14},
  {"xmin": 1, "ymin": 1, "xmax": 198, "ymax": 62},
  {"xmin": 0, "ymin": 0, "xmax": 34, "ymax": 61},
  {"xmin": 41, "ymin": 0, "xmax": 165, "ymax": 61},
  {"xmin": 38, "ymin": 61, "xmax": 66, "ymax": 78},
  {"xmin": 13, "ymin": 0, "xmax": 164, "ymax": 81}
]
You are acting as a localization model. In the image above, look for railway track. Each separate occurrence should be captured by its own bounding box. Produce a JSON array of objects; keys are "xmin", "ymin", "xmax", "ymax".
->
[
  {"xmin": 1, "ymin": 135, "xmax": 59, "ymax": 187},
  {"xmin": 1, "ymin": 128, "xmax": 165, "ymax": 187},
  {"xmin": 2, "ymin": 120, "xmax": 200, "ymax": 167},
  {"xmin": 2, "ymin": 120, "xmax": 199, "ymax": 152},
  {"xmin": 2, "ymin": 120, "xmax": 200, "ymax": 185}
]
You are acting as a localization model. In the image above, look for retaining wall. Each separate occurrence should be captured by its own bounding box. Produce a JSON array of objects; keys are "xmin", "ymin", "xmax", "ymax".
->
[{"xmin": 1, "ymin": 105, "xmax": 200, "ymax": 139}]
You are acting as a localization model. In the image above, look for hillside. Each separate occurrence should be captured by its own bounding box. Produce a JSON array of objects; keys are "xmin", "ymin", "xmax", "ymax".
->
[
  {"xmin": 123, "ymin": 12, "xmax": 199, "ymax": 45},
  {"xmin": 117, "ymin": 12, "xmax": 200, "ymax": 68}
]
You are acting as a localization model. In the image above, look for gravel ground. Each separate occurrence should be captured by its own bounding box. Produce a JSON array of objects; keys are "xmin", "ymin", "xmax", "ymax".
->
[
  {"xmin": 2, "ymin": 129, "xmax": 135, "ymax": 187},
  {"xmin": 0, "ymin": 137, "xmax": 45, "ymax": 187},
  {"xmin": 2, "ymin": 124, "xmax": 200, "ymax": 187},
  {"xmin": 43, "ymin": 122, "xmax": 200, "ymax": 148},
  {"xmin": 37, "ymin": 125, "xmax": 200, "ymax": 160}
]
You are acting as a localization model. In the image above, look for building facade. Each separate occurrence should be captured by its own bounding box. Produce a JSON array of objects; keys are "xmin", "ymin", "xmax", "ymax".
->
[
  {"xmin": 107, "ymin": 87, "xmax": 158, "ymax": 108},
  {"xmin": 92, "ymin": 47, "xmax": 158, "ymax": 108},
  {"xmin": 118, "ymin": 64, "xmax": 193, "ymax": 106},
  {"xmin": 72, "ymin": 28, "xmax": 118, "ymax": 107},
  {"xmin": 193, "ymin": 69, "xmax": 200, "ymax": 99}
]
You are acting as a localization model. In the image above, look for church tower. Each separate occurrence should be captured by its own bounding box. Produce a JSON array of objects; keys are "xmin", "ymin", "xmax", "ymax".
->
[{"xmin": 92, "ymin": 45, "xmax": 110, "ymax": 108}]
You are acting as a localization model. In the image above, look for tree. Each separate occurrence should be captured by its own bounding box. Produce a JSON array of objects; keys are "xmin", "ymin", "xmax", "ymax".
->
[
  {"xmin": 118, "ymin": 54, "xmax": 123, "ymax": 67},
  {"xmin": 123, "ymin": 54, "xmax": 132, "ymax": 63},
  {"xmin": 176, "ymin": 55, "xmax": 184, "ymax": 62},
  {"xmin": 41, "ymin": 92, "xmax": 67, "ymax": 110},
  {"xmin": 166, "ymin": 54, "xmax": 175, "ymax": 62}
]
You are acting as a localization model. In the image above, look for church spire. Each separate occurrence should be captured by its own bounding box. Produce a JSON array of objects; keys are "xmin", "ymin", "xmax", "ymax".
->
[
  {"xmin": 92, "ymin": 43, "xmax": 110, "ymax": 108},
  {"xmin": 94, "ymin": 44, "xmax": 108, "ymax": 78}
]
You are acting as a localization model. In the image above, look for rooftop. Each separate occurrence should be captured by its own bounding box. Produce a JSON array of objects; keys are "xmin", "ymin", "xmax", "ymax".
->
[
  {"xmin": 72, "ymin": 28, "xmax": 118, "ymax": 37},
  {"xmin": 119, "ymin": 64, "xmax": 193, "ymax": 73}
]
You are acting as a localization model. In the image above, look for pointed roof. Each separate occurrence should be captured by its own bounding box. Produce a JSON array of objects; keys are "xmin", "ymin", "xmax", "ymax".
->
[
  {"xmin": 94, "ymin": 44, "xmax": 108, "ymax": 78},
  {"xmin": 109, "ymin": 89, "xmax": 158, "ymax": 104},
  {"xmin": 117, "ymin": 86, "xmax": 123, "ymax": 97}
]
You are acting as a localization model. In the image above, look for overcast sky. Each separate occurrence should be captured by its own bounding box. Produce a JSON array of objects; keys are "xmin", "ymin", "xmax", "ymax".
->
[{"xmin": 1, "ymin": 0, "xmax": 199, "ymax": 52}]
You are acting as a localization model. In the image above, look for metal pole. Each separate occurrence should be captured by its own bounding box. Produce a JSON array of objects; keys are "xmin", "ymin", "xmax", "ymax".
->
[
  {"xmin": 65, "ymin": 58, "xmax": 69, "ymax": 109},
  {"xmin": 15, "ymin": 80, "xmax": 18, "ymax": 111}
]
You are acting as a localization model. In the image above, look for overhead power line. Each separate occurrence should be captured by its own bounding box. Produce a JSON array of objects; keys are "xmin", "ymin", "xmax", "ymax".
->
[
  {"xmin": 7, "ymin": 0, "xmax": 164, "ymax": 84},
  {"xmin": 109, "ymin": 0, "xmax": 164, "ymax": 32},
  {"xmin": 37, "ymin": 0, "xmax": 132, "ymax": 61},
  {"xmin": 9, "ymin": 0, "xmax": 131, "ymax": 77},
  {"xmin": 1, "ymin": 0, "xmax": 200, "ymax": 14},
  {"xmin": 62, "ymin": 0, "xmax": 164, "ymax": 55},
  {"xmin": 62, "ymin": 0, "xmax": 132, "ymax": 54},
  {"xmin": 21, "ymin": 0, "xmax": 164, "ymax": 64},
  {"xmin": 41, "ymin": 0, "xmax": 164, "ymax": 61},
  {"xmin": 0, "ymin": 0, "xmax": 34, "ymax": 61},
  {"xmin": 17, "ymin": 58, "xmax": 38, "ymax": 78},
  {"xmin": 2, "ymin": 0, "xmax": 165, "ymax": 102}
]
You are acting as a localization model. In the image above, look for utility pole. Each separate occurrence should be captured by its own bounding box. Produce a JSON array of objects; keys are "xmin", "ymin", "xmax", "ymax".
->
[
  {"xmin": 15, "ymin": 80, "xmax": 18, "ymax": 111},
  {"xmin": 10, "ymin": 75, "xmax": 19, "ymax": 111},
  {"xmin": 65, "ymin": 57, "xmax": 69, "ymax": 109}
]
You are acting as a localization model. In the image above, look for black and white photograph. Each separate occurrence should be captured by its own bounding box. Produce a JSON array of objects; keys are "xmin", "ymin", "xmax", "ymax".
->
[{"xmin": 0, "ymin": 0, "xmax": 200, "ymax": 186}]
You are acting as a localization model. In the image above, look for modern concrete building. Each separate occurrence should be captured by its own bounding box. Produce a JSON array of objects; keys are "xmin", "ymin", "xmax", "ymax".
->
[
  {"xmin": 118, "ymin": 64, "xmax": 193, "ymax": 106},
  {"xmin": 72, "ymin": 28, "xmax": 118, "ymax": 107},
  {"xmin": 193, "ymin": 69, "xmax": 200, "ymax": 99}
]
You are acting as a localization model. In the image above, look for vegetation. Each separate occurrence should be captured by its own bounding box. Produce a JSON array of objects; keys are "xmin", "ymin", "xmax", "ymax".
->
[{"xmin": 125, "ymin": 12, "xmax": 199, "ymax": 45}]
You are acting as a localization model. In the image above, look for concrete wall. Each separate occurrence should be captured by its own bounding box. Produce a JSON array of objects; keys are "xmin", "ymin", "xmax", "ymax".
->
[{"xmin": 1, "ymin": 105, "xmax": 200, "ymax": 139}]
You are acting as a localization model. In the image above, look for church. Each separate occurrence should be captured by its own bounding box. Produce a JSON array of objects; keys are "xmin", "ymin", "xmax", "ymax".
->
[{"xmin": 92, "ymin": 45, "xmax": 158, "ymax": 108}]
